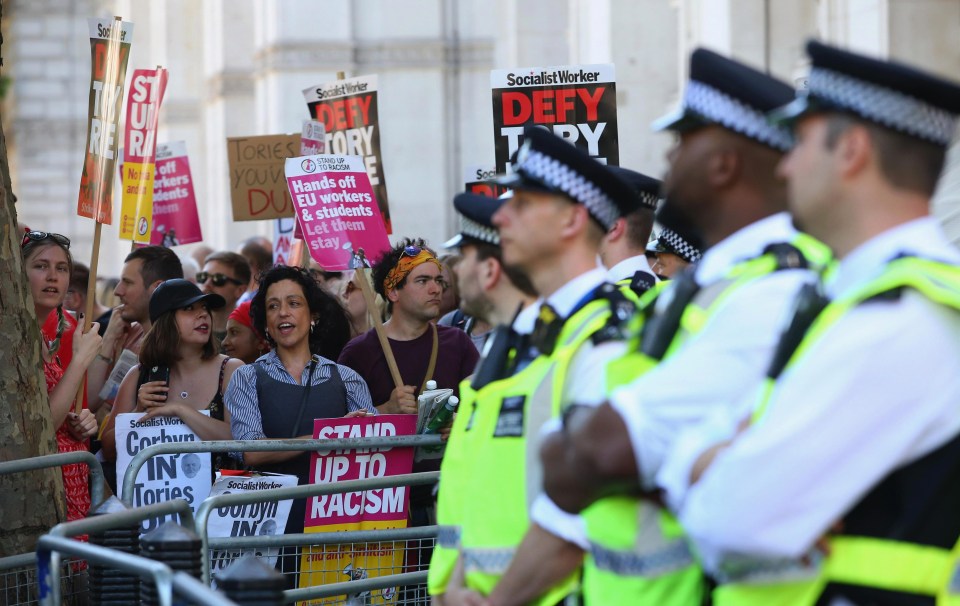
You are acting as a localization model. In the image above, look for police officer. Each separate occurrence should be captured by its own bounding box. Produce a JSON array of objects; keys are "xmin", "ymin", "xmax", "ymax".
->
[
  {"xmin": 661, "ymin": 40, "xmax": 960, "ymax": 605},
  {"xmin": 536, "ymin": 48, "xmax": 830, "ymax": 605},
  {"xmin": 428, "ymin": 191, "xmax": 538, "ymax": 602},
  {"xmin": 647, "ymin": 225, "xmax": 703, "ymax": 280},
  {"xmin": 599, "ymin": 167, "xmax": 661, "ymax": 295},
  {"xmin": 445, "ymin": 126, "xmax": 641, "ymax": 606}
]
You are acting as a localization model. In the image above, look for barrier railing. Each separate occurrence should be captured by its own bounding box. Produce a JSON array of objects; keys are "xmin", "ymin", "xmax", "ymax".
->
[
  {"xmin": 36, "ymin": 535, "xmax": 236, "ymax": 606},
  {"xmin": 120, "ymin": 435, "xmax": 443, "ymax": 506},
  {"xmin": 38, "ymin": 499, "xmax": 194, "ymax": 605},
  {"xmin": 0, "ymin": 450, "xmax": 107, "ymax": 517}
]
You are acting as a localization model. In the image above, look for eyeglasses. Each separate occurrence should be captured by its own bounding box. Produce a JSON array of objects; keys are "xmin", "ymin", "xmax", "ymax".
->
[
  {"xmin": 401, "ymin": 245, "xmax": 423, "ymax": 258},
  {"xmin": 21, "ymin": 230, "xmax": 70, "ymax": 249},
  {"xmin": 196, "ymin": 271, "xmax": 244, "ymax": 287}
]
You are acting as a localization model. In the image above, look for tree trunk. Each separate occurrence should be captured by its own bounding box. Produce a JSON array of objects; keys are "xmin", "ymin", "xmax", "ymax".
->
[{"xmin": 0, "ymin": 0, "xmax": 67, "ymax": 563}]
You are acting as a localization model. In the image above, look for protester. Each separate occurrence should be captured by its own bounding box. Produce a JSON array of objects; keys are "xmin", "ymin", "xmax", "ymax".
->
[
  {"xmin": 599, "ymin": 167, "xmax": 661, "ymax": 294},
  {"xmin": 225, "ymin": 265, "xmax": 375, "ymax": 581},
  {"xmin": 199, "ymin": 251, "xmax": 251, "ymax": 343},
  {"xmin": 335, "ymin": 269, "xmax": 383, "ymax": 339},
  {"xmin": 63, "ymin": 261, "xmax": 110, "ymax": 336},
  {"xmin": 180, "ymin": 255, "xmax": 200, "ymax": 284},
  {"xmin": 221, "ymin": 301, "xmax": 268, "ymax": 364},
  {"xmin": 237, "ymin": 236, "xmax": 273, "ymax": 305},
  {"xmin": 101, "ymin": 279, "xmax": 241, "ymax": 473},
  {"xmin": 22, "ymin": 230, "xmax": 101, "ymax": 525},
  {"xmin": 190, "ymin": 244, "xmax": 214, "ymax": 270},
  {"xmin": 437, "ymin": 253, "xmax": 461, "ymax": 318}
]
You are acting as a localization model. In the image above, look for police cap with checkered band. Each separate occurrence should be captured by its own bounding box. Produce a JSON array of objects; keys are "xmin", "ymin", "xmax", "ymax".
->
[
  {"xmin": 494, "ymin": 126, "xmax": 641, "ymax": 231},
  {"xmin": 648, "ymin": 227, "xmax": 703, "ymax": 264},
  {"xmin": 652, "ymin": 48, "xmax": 795, "ymax": 152},
  {"xmin": 607, "ymin": 166, "xmax": 661, "ymax": 211},
  {"xmin": 444, "ymin": 192, "xmax": 506, "ymax": 249},
  {"xmin": 770, "ymin": 40, "xmax": 960, "ymax": 147}
]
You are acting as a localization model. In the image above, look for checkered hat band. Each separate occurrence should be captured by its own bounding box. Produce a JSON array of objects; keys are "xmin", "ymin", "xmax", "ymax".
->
[
  {"xmin": 460, "ymin": 215, "xmax": 500, "ymax": 246},
  {"xmin": 520, "ymin": 149, "xmax": 620, "ymax": 230},
  {"xmin": 684, "ymin": 80, "xmax": 794, "ymax": 151},
  {"xmin": 639, "ymin": 191, "xmax": 659, "ymax": 210},
  {"xmin": 808, "ymin": 67, "xmax": 958, "ymax": 146},
  {"xmin": 661, "ymin": 228, "xmax": 701, "ymax": 263}
]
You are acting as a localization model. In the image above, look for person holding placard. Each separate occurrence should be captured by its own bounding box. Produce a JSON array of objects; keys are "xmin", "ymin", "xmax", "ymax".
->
[
  {"xmin": 101, "ymin": 279, "xmax": 242, "ymax": 473},
  {"xmin": 22, "ymin": 230, "xmax": 101, "ymax": 525}
]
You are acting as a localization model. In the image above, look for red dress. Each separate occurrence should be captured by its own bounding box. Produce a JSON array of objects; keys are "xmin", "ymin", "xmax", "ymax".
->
[{"xmin": 42, "ymin": 355, "xmax": 91, "ymax": 528}]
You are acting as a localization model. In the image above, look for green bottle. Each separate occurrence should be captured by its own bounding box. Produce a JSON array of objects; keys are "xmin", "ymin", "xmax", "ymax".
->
[{"xmin": 422, "ymin": 396, "xmax": 459, "ymax": 453}]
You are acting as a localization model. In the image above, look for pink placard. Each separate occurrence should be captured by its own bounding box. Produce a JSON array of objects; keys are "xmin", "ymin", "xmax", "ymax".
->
[
  {"xmin": 151, "ymin": 141, "xmax": 203, "ymax": 247},
  {"xmin": 285, "ymin": 154, "xmax": 390, "ymax": 271},
  {"xmin": 304, "ymin": 415, "xmax": 416, "ymax": 529}
]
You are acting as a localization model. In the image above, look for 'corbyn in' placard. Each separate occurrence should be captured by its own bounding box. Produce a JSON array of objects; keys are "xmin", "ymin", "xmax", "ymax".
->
[
  {"xmin": 285, "ymin": 155, "xmax": 391, "ymax": 271},
  {"xmin": 491, "ymin": 63, "xmax": 619, "ymax": 173}
]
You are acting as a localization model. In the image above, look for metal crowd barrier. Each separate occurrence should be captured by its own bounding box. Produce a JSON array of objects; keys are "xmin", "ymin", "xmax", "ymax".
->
[
  {"xmin": 38, "ymin": 499, "xmax": 195, "ymax": 605},
  {"xmin": 0, "ymin": 450, "xmax": 109, "ymax": 605}
]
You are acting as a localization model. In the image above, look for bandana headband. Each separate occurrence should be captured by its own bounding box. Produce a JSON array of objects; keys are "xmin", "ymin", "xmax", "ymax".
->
[
  {"xmin": 383, "ymin": 250, "xmax": 442, "ymax": 292},
  {"xmin": 228, "ymin": 301, "xmax": 261, "ymax": 339}
]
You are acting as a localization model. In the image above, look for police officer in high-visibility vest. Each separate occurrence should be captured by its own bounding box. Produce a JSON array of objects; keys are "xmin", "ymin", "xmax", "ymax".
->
[
  {"xmin": 657, "ymin": 40, "xmax": 960, "ymax": 605},
  {"xmin": 647, "ymin": 224, "xmax": 703, "ymax": 280},
  {"xmin": 534, "ymin": 48, "xmax": 830, "ymax": 606},
  {"xmin": 428, "ymin": 191, "xmax": 538, "ymax": 603},
  {"xmin": 444, "ymin": 126, "xmax": 642, "ymax": 606},
  {"xmin": 599, "ymin": 167, "xmax": 661, "ymax": 296}
]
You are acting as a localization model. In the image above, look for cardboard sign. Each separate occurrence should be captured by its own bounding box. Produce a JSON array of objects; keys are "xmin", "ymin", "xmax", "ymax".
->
[
  {"xmin": 491, "ymin": 63, "xmax": 619, "ymax": 173},
  {"xmin": 227, "ymin": 134, "xmax": 300, "ymax": 221},
  {"xmin": 464, "ymin": 164, "xmax": 509, "ymax": 199},
  {"xmin": 120, "ymin": 67, "xmax": 168, "ymax": 242},
  {"xmin": 285, "ymin": 155, "xmax": 391, "ymax": 271},
  {"xmin": 151, "ymin": 141, "xmax": 202, "ymax": 247},
  {"xmin": 299, "ymin": 415, "xmax": 416, "ymax": 604},
  {"xmin": 115, "ymin": 412, "xmax": 212, "ymax": 534},
  {"xmin": 208, "ymin": 472, "xmax": 298, "ymax": 582},
  {"xmin": 303, "ymin": 75, "xmax": 392, "ymax": 233},
  {"xmin": 77, "ymin": 18, "xmax": 133, "ymax": 223}
]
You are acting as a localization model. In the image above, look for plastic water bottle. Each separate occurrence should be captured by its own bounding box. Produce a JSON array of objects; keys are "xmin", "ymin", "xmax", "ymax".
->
[{"xmin": 425, "ymin": 380, "xmax": 438, "ymax": 391}]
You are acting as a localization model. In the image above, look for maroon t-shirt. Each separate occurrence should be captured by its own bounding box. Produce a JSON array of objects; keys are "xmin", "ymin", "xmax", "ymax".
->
[{"xmin": 338, "ymin": 324, "xmax": 479, "ymax": 406}]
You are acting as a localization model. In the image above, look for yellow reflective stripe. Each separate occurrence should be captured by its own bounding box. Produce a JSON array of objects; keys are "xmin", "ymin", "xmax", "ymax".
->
[
  {"xmin": 750, "ymin": 379, "xmax": 777, "ymax": 424},
  {"xmin": 824, "ymin": 536, "xmax": 953, "ymax": 596}
]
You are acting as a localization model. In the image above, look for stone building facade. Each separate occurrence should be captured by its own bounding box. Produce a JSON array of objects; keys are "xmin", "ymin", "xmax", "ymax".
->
[{"xmin": 4, "ymin": 0, "xmax": 959, "ymax": 270}]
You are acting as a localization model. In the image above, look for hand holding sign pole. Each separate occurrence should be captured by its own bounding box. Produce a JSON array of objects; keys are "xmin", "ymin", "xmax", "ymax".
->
[{"xmin": 285, "ymin": 154, "xmax": 402, "ymax": 389}]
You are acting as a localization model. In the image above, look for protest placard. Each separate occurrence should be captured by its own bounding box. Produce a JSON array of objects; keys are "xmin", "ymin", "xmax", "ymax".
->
[
  {"xmin": 285, "ymin": 155, "xmax": 391, "ymax": 272},
  {"xmin": 115, "ymin": 412, "xmax": 212, "ymax": 534},
  {"xmin": 273, "ymin": 217, "xmax": 296, "ymax": 266},
  {"xmin": 207, "ymin": 472, "xmax": 298, "ymax": 583},
  {"xmin": 490, "ymin": 63, "xmax": 619, "ymax": 173},
  {"xmin": 149, "ymin": 141, "xmax": 203, "ymax": 247},
  {"xmin": 227, "ymin": 134, "xmax": 300, "ymax": 221},
  {"xmin": 464, "ymin": 164, "xmax": 509, "ymax": 199},
  {"xmin": 119, "ymin": 67, "xmax": 167, "ymax": 243},
  {"xmin": 299, "ymin": 415, "xmax": 416, "ymax": 604},
  {"xmin": 78, "ymin": 17, "xmax": 133, "ymax": 224},
  {"xmin": 303, "ymin": 75, "xmax": 392, "ymax": 233}
]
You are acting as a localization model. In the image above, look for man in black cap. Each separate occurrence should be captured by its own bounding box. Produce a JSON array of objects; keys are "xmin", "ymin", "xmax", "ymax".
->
[
  {"xmin": 662, "ymin": 41, "xmax": 960, "ymax": 604},
  {"xmin": 647, "ymin": 225, "xmax": 703, "ymax": 279},
  {"xmin": 428, "ymin": 191, "xmax": 539, "ymax": 602},
  {"xmin": 535, "ymin": 48, "xmax": 830, "ymax": 605},
  {"xmin": 599, "ymin": 167, "xmax": 661, "ymax": 294},
  {"xmin": 447, "ymin": 126, "xmax": 642, "ymax": 606}
]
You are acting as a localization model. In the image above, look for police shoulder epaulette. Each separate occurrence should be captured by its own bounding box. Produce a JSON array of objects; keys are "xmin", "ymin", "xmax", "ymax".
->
[
  {"xmin": 591, "ymin": 283, "xmax": 637, "ymax": 345},
  {"xmin": 629, "ymin": 270, "xmax": 657, "ymax": 297},
  {"xmin": 762, "ymin": 242, "xmax": 809, "ymax": 271}
]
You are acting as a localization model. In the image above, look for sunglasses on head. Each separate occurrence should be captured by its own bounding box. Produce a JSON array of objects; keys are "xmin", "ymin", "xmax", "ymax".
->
[
  {"xmin": 196, "ymin": 271, "xmax": 244, "ymax": 287},
  {"xmin": 401, "ymin": 245, "xmax": 423, "ymax": 258},
  {"xmin": 21, "ymin": 230, "xmax": 70, "ymax": 249}
]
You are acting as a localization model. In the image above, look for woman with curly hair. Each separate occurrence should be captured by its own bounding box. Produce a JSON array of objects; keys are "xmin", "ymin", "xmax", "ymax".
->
[{"xmin": 225, "ymin": 266, "xmax": 375, "ymax": 534}]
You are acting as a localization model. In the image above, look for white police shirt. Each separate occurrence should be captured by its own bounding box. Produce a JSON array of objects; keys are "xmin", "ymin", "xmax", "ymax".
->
[
  {"xmin": 611, "ymin": 212, "xmax": 815, "ymax": 489},
  {"xmin": 669, "ymin": 217, "xmax": 960, "ymax": 574},
  {"xmin": 606, "ymin": 254, "xmax": 658, "ymax": 284}
]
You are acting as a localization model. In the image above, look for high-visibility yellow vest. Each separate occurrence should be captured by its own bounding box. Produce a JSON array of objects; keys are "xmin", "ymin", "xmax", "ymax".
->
[
  {"xmin": 582, "ymin": 237, "xmax": 831, "ymax": 606},
  {"xmin": 428, "ymin": 379, "xmax": 477, "ymax": 596},
  {"xmin": 714, "ymin": 256, "xmax": 960, "ymax": 606},
  {"xmin": 459, "ymin": 287, "xmax": 635, "ymax": 605}
]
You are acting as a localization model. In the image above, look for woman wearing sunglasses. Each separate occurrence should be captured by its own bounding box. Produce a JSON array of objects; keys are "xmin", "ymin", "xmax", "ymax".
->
[
  {"xmin": 101, "ymin": 279, "xmax": 242, "ymax": 472},
  {"xmin": 21, "ymin": 230, "xmax": 103, "ymax": 525}
]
